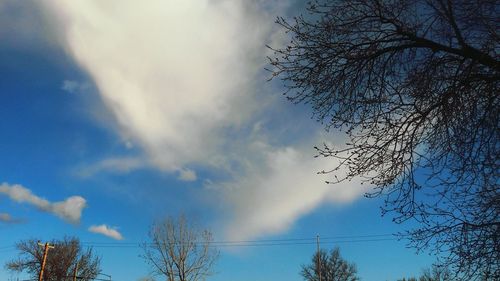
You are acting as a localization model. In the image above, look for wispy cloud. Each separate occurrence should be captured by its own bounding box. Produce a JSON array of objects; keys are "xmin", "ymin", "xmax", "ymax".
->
[
  {"xmin": 0, "ymin": 183, "xmax": 86, "ymax": 224},
  {"xmin": 75, "ymin": 157, "xmax": 147, "ymax": 178},
  {"xmin": 0, "ymin": 212, "xmax": 23, "ymax": 224},
  {"xmin": 88, "ymin": 224, "xmax": 124, "ymax": 240},
  {"xmin": 214, "ymin": 140, "xmax": 368, "ymax": 240},
  {"xmin": 0, "ymin": 213, "xmax": 11, "ymax": 222}
]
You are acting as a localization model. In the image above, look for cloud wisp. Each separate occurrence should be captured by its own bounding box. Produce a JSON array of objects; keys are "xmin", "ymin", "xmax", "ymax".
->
[
  {"xmin": 0, "ymin": 183, "xmax": 86, "ymax": 224},
  {"xmin": 0, "ymin": 212, "xmax": 12, "ymax": 222},
  {"xmin": 214, "ymin": 141, "xmax": 368, "ymax": 240},
  {"xmin": 88, "ymin": 224, "xmax": 124, "ymax": 240},
  {"xmin": 0, "ymin": 212, "xmax": 23, "ymax": 224},
  {"xmin": 75, "ymin": 156, "xmax": 147, "ymax": 178}
]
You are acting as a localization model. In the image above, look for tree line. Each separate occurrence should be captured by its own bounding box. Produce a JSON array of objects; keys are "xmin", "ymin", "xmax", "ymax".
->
[
  {"xmin": 4, "ymin": 215, "xmax": 217, "ymax": 281},
  {"xmin": 5, "ymin": 218, "xmax": 488, "ymax": 281}
]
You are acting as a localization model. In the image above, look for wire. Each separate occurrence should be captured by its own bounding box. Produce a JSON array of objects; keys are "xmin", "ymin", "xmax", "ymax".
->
[
  {"xmin": 0, "ymin": 246, "xmax": 16, "ymax": 254},
  {"xmin": 80, "ymin": 233, "xmax": 398, "ymax": 246},
  {"xmin": 81, "ymin": 237, "xmax": 399, "ymax": 248},
  {"xmin": 2, "ymin": 233, "xmax": 402, "ymax": 250}
]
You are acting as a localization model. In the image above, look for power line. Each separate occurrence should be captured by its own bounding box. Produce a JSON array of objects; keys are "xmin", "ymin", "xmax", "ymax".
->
[
  {"xmin": 81, "ymin": 238, "xmax": 398, "ymax": 248},
  {"xmin": 0, "ymin": 246, "xmax": 16, "ymax": 254},
  {"xmin": 79, "ymin": 233, "xmax": 398, "ymax": 246},
  {"xmin": 2, "ymin": 233, "xmax": 402, "ymax": 250}
]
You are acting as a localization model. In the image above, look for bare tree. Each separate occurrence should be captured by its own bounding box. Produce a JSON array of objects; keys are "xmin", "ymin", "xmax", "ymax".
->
[
  {"xmin": 301, "ymin": 247, "xmax": 359, "ymax": 281},
  {"xmin": 269, "ymin": 0, "xmax": 499, "ymax": 279},
  {"xmin": 5, "ymin": 237, "xmax": 101, "ymax": 281},
  {"xmin": 141, "ymin": 215, "xmax": 219, "ymax": 281}
]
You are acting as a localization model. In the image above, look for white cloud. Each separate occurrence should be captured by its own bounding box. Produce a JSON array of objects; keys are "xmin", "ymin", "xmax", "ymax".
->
[
  {"xmin": 0, "ymin": 183, "xmax": 86, "ymax": 224},
  {"xmin": 75, "ymin": 156, "xmax": 146, "ymax": 177},
  {"xmin": 88, "ymin": 224, "xmax": 124, "ymax": 240},
  {"xmin": 33, "ymin": 0, "xmax": 369, "ymax": 240},
  {"xmin": 51, "ymin": 196, "xmax": 87, "ymax": 223},
  {"xmin": 0, "ymin": 212, "xmax": 14, "ymax": 223},
  {"xmin": 216, "ymin": 142, "xmax": 368, "ymax": 240},
  {"xmin": 42, "ymin": 0, "xmax": 272, "ymax": 172},
  {"xmin": 0, "ymin": 212, "xmax": 23, "ymax": 224}
]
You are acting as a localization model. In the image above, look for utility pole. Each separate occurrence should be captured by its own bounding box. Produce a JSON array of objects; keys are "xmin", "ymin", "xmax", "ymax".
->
[
  {"xmin": 317, "ymin": 235, "xmax": 322, "ymax": 281},
  {"xmin": 37, "ymin": 241, "xmax": 54, "ymax": 281},
  {"xmin": 73, "ymin": 261, "xmax": 79, "ymax": 281}
]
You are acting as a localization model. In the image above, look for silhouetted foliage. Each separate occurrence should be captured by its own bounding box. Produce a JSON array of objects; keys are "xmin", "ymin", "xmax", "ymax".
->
[
  {"xmin": 5, "ymin": 237, "xmax": 101, "ymax": 281},
  {"xmin": 301, "ymin": 248, "xmax": 359, "ymax": 281},
  {"xmin": 269, "ymin": 0, "xmax": 499, "ymax": 279},
  {"xmin": 141, "ymin": 215, "xmax": 219, "ymax": 281}
]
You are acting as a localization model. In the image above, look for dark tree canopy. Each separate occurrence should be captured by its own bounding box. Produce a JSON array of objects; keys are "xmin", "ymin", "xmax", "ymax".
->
[
  {"xmin": 269, "ymin": 0, "xmax": 499, "ymax": 279},
  {"xmin": 5, "ymin": 237, "xmax": 101, "ymax": 281},
  {"xmin": 301, "ymin": 248, "xmax": 359, "ymax": 281}
]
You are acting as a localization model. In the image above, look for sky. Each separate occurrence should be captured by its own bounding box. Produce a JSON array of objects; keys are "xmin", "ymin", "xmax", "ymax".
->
[{"xmin": 0, "ymin": 1, "xmax": 436, "ymax": 280}]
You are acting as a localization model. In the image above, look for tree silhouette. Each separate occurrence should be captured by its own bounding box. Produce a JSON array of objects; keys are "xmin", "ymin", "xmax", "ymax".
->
[
  {"xmin": 141, "ymin": 215, "xmax": 219, "ymax": 281},
  {"xmin": 5, "ymin": 237, "xmax": 101, "ymax": 281},
  {"xmin": 269, "ymin": 0, "xmax": 499, "ymax": 278},
  {"xmin": 301, "ymin": 248, "xmax": 359, "ymax": 281}
]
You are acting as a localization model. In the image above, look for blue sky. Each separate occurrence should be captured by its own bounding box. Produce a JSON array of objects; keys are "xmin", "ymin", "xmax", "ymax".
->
[{"xmin": 0, "ymin": 1, "xmax": 436, "ymax": 280}]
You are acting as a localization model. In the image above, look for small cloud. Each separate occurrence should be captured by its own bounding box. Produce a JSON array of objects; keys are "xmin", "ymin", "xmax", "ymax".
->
[
  {"xmin": 178, "ymin": 168, "xmax": 197, "ymax": 182},
  {"xmin": 51, "ymin": 196, "xmax": 87, "ymax": 223},
  {"xmin": 61, "ymin": 80, "xmax": 91, "ymax": 94},
  {"xmin": 0, "ymin": 213, "xmax": 12, "ymax": 222},
  {"xmin": 0, "ymin": 183, "xmax": 86, "ymax": 224},
  {"xmin": 75, "ymin": 157, "xmax": 146, "ymax": 178},
  {"xmin": 0, "ymin": 212, "xmax": 23, "ymax": 223},
  {"xmin": 88, "ymin": 224, "xmax": 124, "ymax": 240}
]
